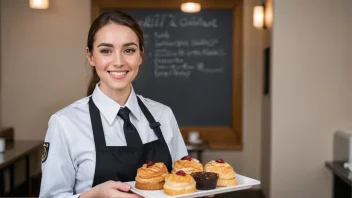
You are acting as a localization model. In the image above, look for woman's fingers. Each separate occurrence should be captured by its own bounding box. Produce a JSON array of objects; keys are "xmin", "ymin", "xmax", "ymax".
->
[
  {"xmin": 108, "ymin": 181, "xmax": 131, "ymax": 192},
  {"xmin": 106, "ymin": 181, "xmax": 142, "ymax": 197}
]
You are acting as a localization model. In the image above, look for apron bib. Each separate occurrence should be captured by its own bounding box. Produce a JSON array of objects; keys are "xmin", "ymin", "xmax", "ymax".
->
[{"xmin": 88, "ymin": 96, "xmax": 172, "ymax": 186}]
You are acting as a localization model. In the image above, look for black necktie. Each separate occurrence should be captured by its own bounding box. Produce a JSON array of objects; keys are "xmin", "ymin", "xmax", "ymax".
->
[{"xmin": 117, "ymin": 107, "xmax": 143, "ymax": 146}]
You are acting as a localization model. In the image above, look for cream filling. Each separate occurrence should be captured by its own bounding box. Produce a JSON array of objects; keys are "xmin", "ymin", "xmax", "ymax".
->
[
  {"xmin": 203, "ymin": 169, "xmax": 236, "ymax": 179},
  {"xmin": 164, "ymin": 180, "xmax": 196, "ymax": 190},
  {"xmin": 172, "ymin": 167, "xmax": 202, "ymax": 175},
  {"xmin": 219, "ymin": 171, "xmax": 236, "ymax": 179},
  {"xmin": 136, "ymin": 172, "xmax": 168, "ymax": 183}
]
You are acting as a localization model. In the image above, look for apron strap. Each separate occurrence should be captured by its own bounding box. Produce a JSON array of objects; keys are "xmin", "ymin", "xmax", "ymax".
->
[
  {"xmin": 137, "ymin": 96, "xmax": 166, "ymax": 145},
  {"xmin": 89, "ymin": 97, "xmax": 106, "ymax": 150}
]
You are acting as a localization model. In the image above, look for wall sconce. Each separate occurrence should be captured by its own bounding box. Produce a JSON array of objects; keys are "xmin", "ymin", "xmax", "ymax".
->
[
  {"xmin": 29, "ymin": 0, "xmax": 49, "ymax": 9},
  {"xmin": 181, "ymin": 2, "xmax": 201, "ymax": 13},
  {"xmin": 253, "ymin": 4, "xmax": 266, "ymax": 29},
  {"xmin": 253, "ymin": 2, "xmax": 273, "ymax": 29}
]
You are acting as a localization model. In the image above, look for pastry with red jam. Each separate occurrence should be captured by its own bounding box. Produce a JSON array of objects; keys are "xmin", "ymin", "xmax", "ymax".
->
[
  {"xmin": 171, "ymin": 155, "xmax": 203, "ymax": 174},
  {"xmin": 135, "ymin": 161, "xmax": 168, "ymax": 190},
  {"xmin": 163, "ymin": 170, "xmax": 197, "ymax": 196},
  {"xmin": 204, "ymin": 159, "xmax": 238, "ymax": 187}
]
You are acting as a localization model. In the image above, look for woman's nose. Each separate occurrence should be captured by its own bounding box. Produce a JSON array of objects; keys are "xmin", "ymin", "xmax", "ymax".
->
[{"xmin": 112, "ymin": 52, "xmax": 124, "ymax": 67}]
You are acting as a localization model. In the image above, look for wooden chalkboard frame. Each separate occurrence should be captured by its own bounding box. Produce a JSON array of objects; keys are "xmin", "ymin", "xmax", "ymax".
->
[{"xmin": 91, "ymin": 0, "xmax": 243, "ymax": 150}]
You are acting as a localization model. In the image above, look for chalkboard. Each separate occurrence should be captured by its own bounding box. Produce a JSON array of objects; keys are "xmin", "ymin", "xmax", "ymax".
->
[{"xmin": 104, "ymin": 9, "xmax": 233, "ymax": 126}]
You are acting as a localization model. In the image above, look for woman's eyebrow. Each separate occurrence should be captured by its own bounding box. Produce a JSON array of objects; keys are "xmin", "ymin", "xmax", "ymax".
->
[
  {"xmin": 123, "ymin": 42, "xmax": 138, "ymax": 47},
  {"xmin": 97, "ymin": 43, "xmax": 113, "ymax": 48},
  {"xmin": 96, "ymin": 42, "xmax": 138, "ymax": 48}
]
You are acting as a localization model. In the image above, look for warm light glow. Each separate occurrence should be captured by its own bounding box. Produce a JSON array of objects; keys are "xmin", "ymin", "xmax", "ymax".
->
[
  {"xmin": 253, "ymin": 5, "xmax": 264, "ymax": 29},
  {"xmin": 30, "ymin": 0, "xmax": 49, "ymax": 9},
  {"xmin": 181, "ymin": 2, "xmax": 201, "ymax": 13},
  {"xmin": 265, "ymin": 2, "xmax": 273, "ymax": 28}
]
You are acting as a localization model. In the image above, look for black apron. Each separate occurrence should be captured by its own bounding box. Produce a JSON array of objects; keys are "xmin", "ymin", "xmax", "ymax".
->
[{"xmin": 88, "ymin": 96, "xmax": 173, "ymax": 186}]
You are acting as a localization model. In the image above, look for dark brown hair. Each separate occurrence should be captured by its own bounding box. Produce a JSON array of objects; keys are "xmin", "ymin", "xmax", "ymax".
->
[{"xmin": 86, "ymin": 10, "xmax": 144, "ymax": 96}]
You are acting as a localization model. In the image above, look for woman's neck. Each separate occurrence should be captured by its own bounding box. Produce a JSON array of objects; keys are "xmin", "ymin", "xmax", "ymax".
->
[{"xmin": 99, "ymin": 83, "xmax": 132, "ymax": 106}]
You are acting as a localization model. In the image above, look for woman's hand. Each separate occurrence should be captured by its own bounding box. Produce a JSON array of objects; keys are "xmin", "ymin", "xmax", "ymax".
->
[{"xmin": 80, "ymin": 181, "xmax": 142, "ymax": 198}]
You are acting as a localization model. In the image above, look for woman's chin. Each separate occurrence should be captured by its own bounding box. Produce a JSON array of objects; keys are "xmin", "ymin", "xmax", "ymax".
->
[
  {"xmin": 110, "ymin": 84, "xmax": 131, "ymax": 92},
  {"xmin": 100, "ymin": 81, "xmax": 132, "ymax": 93}
]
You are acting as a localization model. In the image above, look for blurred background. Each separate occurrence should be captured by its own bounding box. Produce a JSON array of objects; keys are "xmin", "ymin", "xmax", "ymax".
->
[{"xmin": 0, "ymin": 0, "xmax": 351, "ymax": 198}]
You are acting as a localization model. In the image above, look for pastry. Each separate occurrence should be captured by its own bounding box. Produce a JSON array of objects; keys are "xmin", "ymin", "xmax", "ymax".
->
[
  {"xmin": 163, "ymin": 170, "xmax": 197, "ymax": 196},
  {"xmin": 135, "ymin": 161, "xmax": 168, "ymax": 190},
  {"xmin": 191, "ymin": 171, "xmax": 219, "ymax": 190},
  {"xmin": 204, "ymin": 159, "xmax": 238, "ymax": 187},
  {"xmin": 171, "ymin": 155, "xmax": 203, "ymax": 174}
]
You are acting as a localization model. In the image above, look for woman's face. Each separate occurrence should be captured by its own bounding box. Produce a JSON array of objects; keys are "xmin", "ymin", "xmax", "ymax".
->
[{"xmin": 87, "ymin": 23, "xmax": 142, "ymax": 95}]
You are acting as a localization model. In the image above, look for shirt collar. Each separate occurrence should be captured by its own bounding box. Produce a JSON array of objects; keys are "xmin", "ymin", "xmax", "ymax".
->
[{"xmin": 91, "ymin": 84, "xmax": 141, "ymax": 125}]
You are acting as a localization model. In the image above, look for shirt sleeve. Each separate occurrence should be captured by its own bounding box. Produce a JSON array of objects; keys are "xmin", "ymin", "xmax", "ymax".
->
[
  {"xmin": 168, "ymin": 108, "xmax": 188, "ymax": 162},
  {"xmin": 39, "ymin": 115, "xmax": 80, "ymax": 198}
]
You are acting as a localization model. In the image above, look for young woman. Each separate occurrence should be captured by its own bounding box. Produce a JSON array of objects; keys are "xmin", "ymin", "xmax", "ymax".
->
[{"xmin": 39, "ymin": 10, "xmax": 188, "ymax": 198}]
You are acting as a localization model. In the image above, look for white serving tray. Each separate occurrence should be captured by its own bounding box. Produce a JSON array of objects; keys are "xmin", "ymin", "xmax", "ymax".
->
[{"xmin": 125, "ymin": 174, "xmax": 260, "ymax": 198}]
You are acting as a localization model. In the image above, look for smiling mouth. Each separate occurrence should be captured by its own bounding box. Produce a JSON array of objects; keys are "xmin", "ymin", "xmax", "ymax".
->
[{"xmin": 108, "ymin": 71, "xmax": 129, "ymax": 77}]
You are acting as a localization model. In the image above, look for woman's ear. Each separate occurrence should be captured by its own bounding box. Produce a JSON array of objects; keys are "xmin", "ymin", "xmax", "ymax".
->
[
  {"xmin": 139, "ymin": 48, "xmax": 144, "ymax": 65},
  {"xmin": 139, "ymin": 57, "xmax": 143, "ymax": 66},
  {"xmin": 86, "ymin": 47, "xmax": 95, "ymax": 66}
]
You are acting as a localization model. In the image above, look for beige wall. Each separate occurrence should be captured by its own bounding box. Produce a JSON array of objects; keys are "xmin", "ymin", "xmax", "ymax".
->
[
  {"xmin": 1, "ymin": 0, "xmax": 90, "ymax": 140},
  {"xmin": 1, "ymin": 0, "xmax": 264, "ymax": 191},
  {"xmin": 270, "ymin": 0, "xmax": 352, "ymax": 198}
]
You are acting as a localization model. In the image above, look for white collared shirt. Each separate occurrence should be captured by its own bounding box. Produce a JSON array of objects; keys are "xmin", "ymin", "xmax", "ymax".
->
[{"xmin": 39, "ymin": 84, "xmax": 188, "ymax": 198}]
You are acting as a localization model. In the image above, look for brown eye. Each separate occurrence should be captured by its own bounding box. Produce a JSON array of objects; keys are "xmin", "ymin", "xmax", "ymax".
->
[
  {"xmin": 101, "ymin": 49, "xmax": 111, "ymax": 54},
  {"xmin": 124, "ymin": 49, "xmax": 136, "ymax": 53}
]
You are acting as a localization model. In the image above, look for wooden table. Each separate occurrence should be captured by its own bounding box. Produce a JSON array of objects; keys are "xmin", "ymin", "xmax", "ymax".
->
[
  {"xmin": 325, "ymin": 161, "xmax": 352, "ymax": 198},
  {"xmin": 0, "ymin": 140, "xmax": 42, "ymax": 196}
]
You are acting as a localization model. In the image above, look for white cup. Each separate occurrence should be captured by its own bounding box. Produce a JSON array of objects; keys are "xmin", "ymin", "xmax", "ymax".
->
[
  {"xmin": 0, "ymin": 138, "xmax": 5, "ymax": 153},
  {"xmin": 188, "ymin": 131, "xmax": 200, "ymax": 143}
]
